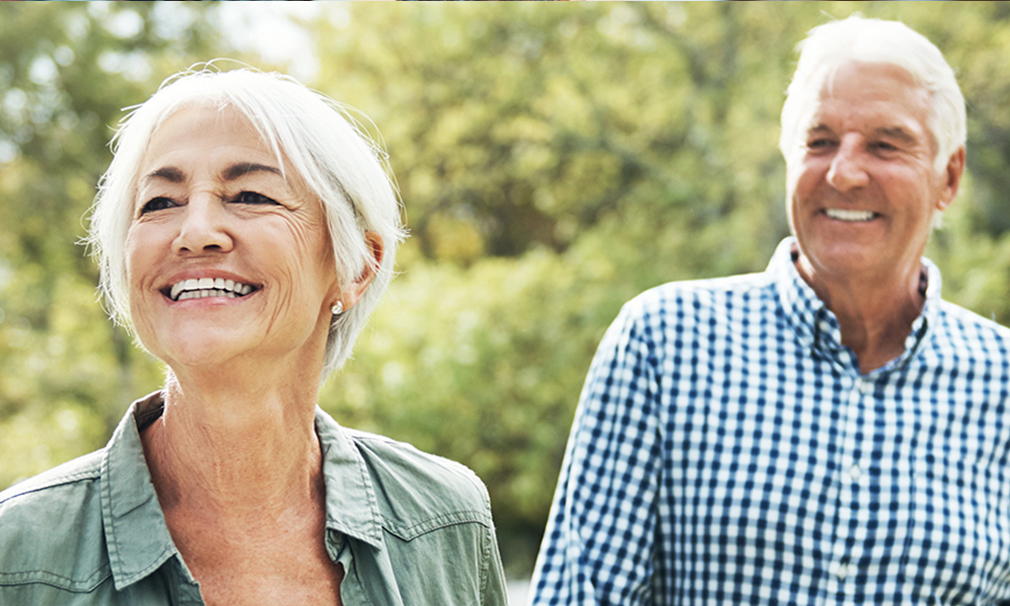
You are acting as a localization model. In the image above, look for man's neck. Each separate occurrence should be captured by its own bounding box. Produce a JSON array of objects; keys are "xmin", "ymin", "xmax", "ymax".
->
[{"xmin": 794, "ymin": 252, "xmax": 926, "ymax": 374}]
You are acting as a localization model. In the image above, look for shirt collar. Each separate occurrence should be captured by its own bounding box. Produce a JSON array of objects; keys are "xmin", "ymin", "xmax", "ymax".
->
[
  {"xmin": 314, "ymin": 408, "xmax": 385, "ymax": 549},
  {"xmin": 100, "ymin": 392, "xmax": 181, "ymax": 591},
  {"xmin": 100, "ymin": 393, "xmax": 385, "ymax": 591},
  {"xmin": 769, "ymin": 236, "xmax": 942, "ymax": 371}
]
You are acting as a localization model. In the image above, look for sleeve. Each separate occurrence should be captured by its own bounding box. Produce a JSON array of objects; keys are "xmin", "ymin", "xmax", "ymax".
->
[
  {"xmin": 481, "ymin": 519, "xmax": 509, "ymax": 606},
  {"xmin": 529, "ymin": 301, "xmax": 663, "ymax": 606}
]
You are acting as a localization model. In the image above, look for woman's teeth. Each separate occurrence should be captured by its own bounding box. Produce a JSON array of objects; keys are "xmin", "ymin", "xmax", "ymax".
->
[{"xmin": 169, "ymin": 278, "xmax": 254, "ymax": 301}]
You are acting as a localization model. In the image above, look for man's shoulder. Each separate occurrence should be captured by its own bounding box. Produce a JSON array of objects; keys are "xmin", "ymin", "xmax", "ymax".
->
[
  {"xmin": 937, "ymin": 299, "xmax": 1010, "ymax": 353},
  {"xmin": 0, "ymin": 449, "xmax": 111, "ymax": 593},
  {"xmin": 343, "ymin": 429, "xmax": 494, "ymax": 532},
  {"xmin": 622, "ymin": 270, "xmax": 774, "ymax": 321}
]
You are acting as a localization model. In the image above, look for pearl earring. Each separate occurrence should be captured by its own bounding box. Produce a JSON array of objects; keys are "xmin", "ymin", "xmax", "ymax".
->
[{"xmin": 331, "ymin": 301, "xmax": 344, "ymax": 315}]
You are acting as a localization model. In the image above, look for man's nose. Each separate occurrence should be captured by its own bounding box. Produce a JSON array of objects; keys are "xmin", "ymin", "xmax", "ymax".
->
[{"xmin": 826, "ymin": 137, "xmax": 870, "ymax": 192}]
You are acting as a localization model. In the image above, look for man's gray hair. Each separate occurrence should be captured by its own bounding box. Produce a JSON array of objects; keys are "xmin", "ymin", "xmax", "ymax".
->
[
  {"xmin": 779, "ymin": 15, "xmax": 966, "ymax": 175},
  {"xmin": 87, "ymin": 67, "xmax": 406, "ymax": 377}
]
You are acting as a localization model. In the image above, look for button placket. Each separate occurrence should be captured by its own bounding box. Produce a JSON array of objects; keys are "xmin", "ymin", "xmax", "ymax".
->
[{"xmin": 828, "ymin": 376, "xmax": 872, "ymax": 593}]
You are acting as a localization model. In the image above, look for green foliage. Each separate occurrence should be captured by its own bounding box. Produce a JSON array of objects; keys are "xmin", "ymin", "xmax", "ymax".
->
[
  {"xmin": 0, "ymin": 2, "xmax": 226, "ymax": 483},
  {"xmin": 4, "ymin": 1, "xmax": 1010, "ymax": 576}
]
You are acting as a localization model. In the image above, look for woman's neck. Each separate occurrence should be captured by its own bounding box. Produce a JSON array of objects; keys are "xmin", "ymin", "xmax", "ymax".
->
[{"xmin": 141, "ymin": 371, "xmax": 325, "ymax": 524}]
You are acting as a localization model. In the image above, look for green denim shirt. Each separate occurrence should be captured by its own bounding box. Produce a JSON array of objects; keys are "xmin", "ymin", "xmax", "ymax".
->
[{"xmin": 0, "ymin": 392, "xmax": 508, "ymax": 605}]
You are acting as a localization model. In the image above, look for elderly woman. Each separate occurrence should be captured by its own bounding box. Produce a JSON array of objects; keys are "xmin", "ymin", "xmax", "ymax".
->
[{"xmin": 0, "ymin": 69, "xmax": 508, "ymax": 605}]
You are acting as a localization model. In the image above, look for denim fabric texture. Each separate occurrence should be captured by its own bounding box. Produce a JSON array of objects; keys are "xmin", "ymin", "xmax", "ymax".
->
[{"xmin": 0, "ymin": 392, "xmax": 508, "ymax": 605}]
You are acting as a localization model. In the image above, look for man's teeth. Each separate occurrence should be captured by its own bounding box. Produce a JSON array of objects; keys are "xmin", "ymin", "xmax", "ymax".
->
[
  {"xmin": 169, "ymin": 278, "xmax": 254, "ymax": 301},
  {"xmin": 825, "ymin": 209, "xmax": 876, "ymax": 222}
]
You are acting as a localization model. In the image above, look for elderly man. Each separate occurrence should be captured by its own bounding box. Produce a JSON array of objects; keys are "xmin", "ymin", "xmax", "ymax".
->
[{"xmin": 531, "ymin": 16, "xmax": 1010, "ymax": 605}]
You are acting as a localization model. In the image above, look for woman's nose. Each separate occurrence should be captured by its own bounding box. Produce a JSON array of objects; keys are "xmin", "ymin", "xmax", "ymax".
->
[{"xmin": 172, "ymin": 195, "xmax": 234, "ymax": 255}]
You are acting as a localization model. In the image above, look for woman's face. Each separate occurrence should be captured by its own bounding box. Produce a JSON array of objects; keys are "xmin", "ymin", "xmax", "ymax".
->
[{"xmin": 125, "ymin": 105, "xmax": 341, "ymax": 375}]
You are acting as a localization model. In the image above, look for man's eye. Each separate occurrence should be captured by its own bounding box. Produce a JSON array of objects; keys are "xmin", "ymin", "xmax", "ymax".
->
[
  {"xmin": 872, "ymin": 141, "xmax": 898, "ymax": 152},
  {"xmin": 231, "ymin": 191, "xmax": 280, "ymax": 205},
  {"xmin": 807, "ymin": 139, "xmax": 835, "ymax": 149},
  {"xmin": 140, "ymin": 197, "xmax": 177, "ymax": 215}
]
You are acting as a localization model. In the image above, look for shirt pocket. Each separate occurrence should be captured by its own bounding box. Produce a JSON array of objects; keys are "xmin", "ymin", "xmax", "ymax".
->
[{"xmin": 379, "ymin": 513, "xmax": 493, "ymax": 605}]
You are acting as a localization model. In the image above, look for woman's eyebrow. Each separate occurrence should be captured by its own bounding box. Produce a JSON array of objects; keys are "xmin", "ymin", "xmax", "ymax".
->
[
  {"xmin": 221, "ymin": 162, "xmax": 282, "ymax": 181},
  {"xmin": 142, "ymin": 163, "xmax": 282, "ymax": 184},
  {"xmin": 144, "ymin": 166, "xmax": 185, "ymax": 183}
]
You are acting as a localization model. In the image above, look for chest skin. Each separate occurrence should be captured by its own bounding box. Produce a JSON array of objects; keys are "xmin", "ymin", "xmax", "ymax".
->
[{"xmin": 162, "ymin": 496, "xmax": 344, "ymax": 606}]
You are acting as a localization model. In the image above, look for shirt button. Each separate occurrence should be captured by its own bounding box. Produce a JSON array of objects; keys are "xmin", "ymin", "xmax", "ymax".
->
[
  {"xmin": 857, "ymin": 380, "xmax": 873, "ymax": 394},
  {"xmin": 848, "ymin": 464, "xmax": 863, "ymax": 481},
  {"xmin": 818, "ymin": 321, "xmax": 832, "ymax": 333},
  {"xmin": 836, "ymin": 563, "xmax": 852, "ymax": 579}
]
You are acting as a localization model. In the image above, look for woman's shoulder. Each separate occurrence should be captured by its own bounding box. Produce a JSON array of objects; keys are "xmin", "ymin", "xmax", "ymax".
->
[
  {"xmin": 341, "ymin": 428, "xmax": 495, "ymax": 528},
  {"xmin": 0, "ymin": 448, "xmax": 105, "ymax": 517},
  {"xmin": 0, "ymin": 449, "xmax": 111, "ymax": 593},
  {"xmin": 333, "ymin": 427, "xmax": 509, "ymax": 604}
]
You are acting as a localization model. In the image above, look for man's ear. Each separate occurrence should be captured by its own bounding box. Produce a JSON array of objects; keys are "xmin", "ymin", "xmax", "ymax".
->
[{"xmin": 937, "ymin": 146, "xmax": 966, "ymax": 211}]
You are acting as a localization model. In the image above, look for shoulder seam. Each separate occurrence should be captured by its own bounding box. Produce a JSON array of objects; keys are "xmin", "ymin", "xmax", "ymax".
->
[{"xmin": 0, "ymin": 468, "xmax": 101, "ymax": 506}]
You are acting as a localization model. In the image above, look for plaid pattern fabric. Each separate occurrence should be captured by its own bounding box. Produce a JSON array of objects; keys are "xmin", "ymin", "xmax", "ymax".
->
[{"xmin": 531, "ymin": 237, "xmax": 1010, "ymax": 605}]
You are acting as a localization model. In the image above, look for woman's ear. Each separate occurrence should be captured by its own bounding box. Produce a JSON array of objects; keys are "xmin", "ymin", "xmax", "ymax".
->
[{"xmin": 339, "ymin": 231, "xmax": 384, "ymax": 310}]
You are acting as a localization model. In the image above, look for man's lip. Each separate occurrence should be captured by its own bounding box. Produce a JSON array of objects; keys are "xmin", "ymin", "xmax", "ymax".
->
[{"xmin": 820, "ymin": 208, "xmax": 881, "ymax": 221}]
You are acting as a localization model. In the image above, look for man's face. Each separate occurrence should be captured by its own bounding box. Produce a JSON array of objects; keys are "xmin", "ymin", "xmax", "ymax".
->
[{"xmin": 785, "ymin": 61, "xmax": 962, "ymax": 285}]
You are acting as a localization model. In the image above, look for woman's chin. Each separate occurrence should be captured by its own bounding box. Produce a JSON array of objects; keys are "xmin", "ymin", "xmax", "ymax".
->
[{"xmin": 154, "ymin": 337, "xmax": 253, "ymax": 376}]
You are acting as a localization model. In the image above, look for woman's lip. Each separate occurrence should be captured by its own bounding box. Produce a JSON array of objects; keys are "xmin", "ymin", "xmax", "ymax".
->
[
  {"xmin": 158, "ymin": 271, "xmax": 260, "ymax": 292},
  {"xmin": 157, "ymin": 272, "xmax": 263, "ymax": 301},
  {"xmin": 161, "ymin": 287, "xmax": 261, "ymax": 305}
]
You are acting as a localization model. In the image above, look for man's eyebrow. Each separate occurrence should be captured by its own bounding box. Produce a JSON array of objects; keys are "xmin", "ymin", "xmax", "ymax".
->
[
  {"xmin": 875, "ymin": 126, "xmax": 918, "ymax": 145},
  {"xmin": 221, "ymin": 162, "xmax": 282, "ymax": 182},
  {"xmin": 804, "ymin": 124, "xmax": 834, "ymax": 138}
]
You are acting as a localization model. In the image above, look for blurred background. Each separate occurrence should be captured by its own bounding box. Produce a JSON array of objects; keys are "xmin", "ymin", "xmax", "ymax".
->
[{"xmin": 4, "ymin": 1, "xmax": 1010, "ymax": 592}]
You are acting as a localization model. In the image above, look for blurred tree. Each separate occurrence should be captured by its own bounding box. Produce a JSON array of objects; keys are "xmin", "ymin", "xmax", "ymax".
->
[
  {"xmin": 309, "ymin": 2, "xmax": 1010, "ymax": 573},
  {"xmin": 0, "ymin": 1, "xmax": 226, "ymax": 486},
  {"xmin": 5, "ymin": 1, "xmax": 1010, "ymax": 578}
]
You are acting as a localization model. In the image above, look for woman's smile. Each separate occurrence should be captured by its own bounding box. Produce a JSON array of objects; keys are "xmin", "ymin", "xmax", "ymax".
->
[
  {"xmin": 125, "ymin": 104, "xmax": 340, "ymax": 372},
  {"xmin": 167, "ymin": 277, "xmax": 256, "ymax": 301}
]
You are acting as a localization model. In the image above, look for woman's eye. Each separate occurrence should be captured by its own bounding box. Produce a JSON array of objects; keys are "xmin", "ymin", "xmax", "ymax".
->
[
  {"xmin": 232, "ymin": 191, "xmax": 280, "ymax": 205},
  {"xmin": 807, "ymin": 138, "xmax": 835, "ymax": 149},
  {"xmin": 140, "ymin": 197, "xmax": 177, "ymax": 215}
]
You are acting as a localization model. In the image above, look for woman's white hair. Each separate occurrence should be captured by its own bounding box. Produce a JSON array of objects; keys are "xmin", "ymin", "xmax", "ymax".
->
[
  {"xmin": 779, "ymin": 15, "xmax": 966, "ymax": 175},
  {"xmin": 87, "ymin": 67, "xmax": 406, "ymax": 377}
]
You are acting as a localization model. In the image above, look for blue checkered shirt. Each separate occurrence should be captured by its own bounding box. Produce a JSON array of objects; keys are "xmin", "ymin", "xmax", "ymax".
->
[{"xmin": 531, "ymin": 238, "xmax": 1010, "ymax": 605}]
